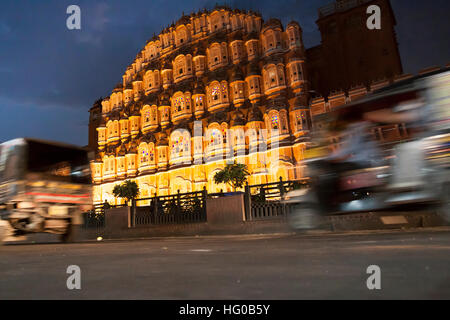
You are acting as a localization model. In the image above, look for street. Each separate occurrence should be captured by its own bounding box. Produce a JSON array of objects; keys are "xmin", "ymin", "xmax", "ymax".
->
[{"xmin": 1, "ymin": 229, "xmax": 450, "ymax": 299}]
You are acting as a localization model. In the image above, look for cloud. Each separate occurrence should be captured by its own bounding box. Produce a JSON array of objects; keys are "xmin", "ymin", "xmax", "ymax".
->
[
  {"xmin": 0, "ymin": 20, "xmax": 12, "ymax": 37},
  {"xmin": 74, "ymin": 2, "xmax": 111, "ymax": 46}
]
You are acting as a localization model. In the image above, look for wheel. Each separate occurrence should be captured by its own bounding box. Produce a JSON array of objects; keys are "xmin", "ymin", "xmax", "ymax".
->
[
  {"xmin": 60, "ymin": 220, "xmax": 75, "ymax": 243},
  {"xmin": 288, "ymin": 203, "xmax": 322, "ymax": 231}
]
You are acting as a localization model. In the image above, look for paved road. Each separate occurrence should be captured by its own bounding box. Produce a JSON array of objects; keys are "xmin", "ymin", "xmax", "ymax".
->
[{"xmin": 1, "ymin": 229, "xmax": 450, "ymax": 299}]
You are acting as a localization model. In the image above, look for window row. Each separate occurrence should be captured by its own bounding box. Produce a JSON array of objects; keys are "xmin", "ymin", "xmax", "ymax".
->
[
  {"xmin": 122, "ymin": 22, "xmax": 303, "ymax": 85},
  {"xmin": 97, "ymin": 108, "xmax": 310, "ymax": 148},
  {"xmin": 104, "ymin": 62, "xmax": 305, "ymax": 114}
]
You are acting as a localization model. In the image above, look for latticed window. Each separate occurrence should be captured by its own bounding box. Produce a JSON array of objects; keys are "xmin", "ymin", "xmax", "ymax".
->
[
  {"xmin": 212, "ymin": 85, "xmax": 220, "ymax": 101},
  {"xmin": 271, "ymin": 115, "xmax": 279, "ymax": 129},
  {"xmin": 141, "ymin": 149, "xmax": 149, "ymax": 163}
]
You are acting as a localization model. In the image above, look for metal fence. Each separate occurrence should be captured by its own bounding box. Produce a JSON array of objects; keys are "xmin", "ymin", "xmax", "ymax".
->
[
  {"xmin": 245, "ymin": 178, "xmax": 309, "ymax": 220},
  {"xmin": 82, "ymin": 204, "xmax": 105, "ymax": 230},
  {"xmin": 133, "ymin": 189, "xmax": 207, "ymax": 226},
  {"xmin": 83, "ymin": 178, "xmax": 309, "ymax": 228}
]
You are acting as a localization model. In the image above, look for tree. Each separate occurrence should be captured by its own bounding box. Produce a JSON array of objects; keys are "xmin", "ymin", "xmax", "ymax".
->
[
  {"xmin": 112, "ymin": 180, "xmax": 140, "ymax": 205},
  {"xmin": 213, "ymin": 161, "xmax": 250, "ymax": 192}
]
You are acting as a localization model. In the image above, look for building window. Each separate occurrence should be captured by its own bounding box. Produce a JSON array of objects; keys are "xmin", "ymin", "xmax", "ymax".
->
[{"xmin": 271, "ymin": 115, "xmax": 279, "ymax": 129}]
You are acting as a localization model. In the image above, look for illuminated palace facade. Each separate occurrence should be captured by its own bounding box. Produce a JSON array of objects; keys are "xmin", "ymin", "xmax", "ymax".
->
[{"xmin": 90, "ymin": 8, "xmax": 313, "ymax": 204}]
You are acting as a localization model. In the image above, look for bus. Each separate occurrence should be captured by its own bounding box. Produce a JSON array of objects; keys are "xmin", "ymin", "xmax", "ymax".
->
[{"xmin": 0, "ymin": 138, "xmax": 92, "ymax": 243}]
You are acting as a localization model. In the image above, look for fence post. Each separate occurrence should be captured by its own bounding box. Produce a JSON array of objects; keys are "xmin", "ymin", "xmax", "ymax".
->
[
  {"xmin": 279, "ymin": 176, "xmax": 285, "ymax": 198},
  {"xmin": 202, "ymin": 186, "xmax": 207, "ymax": 221},
  {"xmin": 153, "ymin": 194, "xmax": 158, "ymax": 224},
  {"xmin": 131, "ymin": 198, "xmax": 136, "ymax": 228},
  {"xmin": 177, "ymin": 190, "xmax": 181, "ymax": 222},
  {"xmin": 244, "ymin": 182, "xmax": 252, "ymax": 221}
]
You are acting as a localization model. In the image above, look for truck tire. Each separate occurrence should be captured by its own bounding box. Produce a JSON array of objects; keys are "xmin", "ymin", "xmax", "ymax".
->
[{"xmin": 60, "ymin": 219, "xmax": 75, "ymax": 243}]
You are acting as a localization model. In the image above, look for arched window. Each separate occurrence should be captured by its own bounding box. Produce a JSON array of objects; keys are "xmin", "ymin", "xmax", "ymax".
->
[
  {"xmin": 294, "ymin": 110, "xmax": 309, "ymax": 131},
  {"xmin": 149, "ymin": 143, "xmax": 155, "ymax": 163},
  {"xmin": 270, "ymin": 111, "xmax": 280, "ymax": 130},
  {"xmin": 207, "ymin": 81, "xmax": 229, "ymax": 110},
  {"xmin": 102, "ymin": 100, "xmax": 110, "ymax": 113},
  {"xmin": 194, "ymin": 95, "xmax": 204, "ymax": 111},
  {"xmin": 106, "ymin": 121, "xmax": 112, "ymax": 140},
  {"xmin": 231, "ymin": 15, "xmax": 242, "ymax": 31},
  {"xmin": 170, "ymin": 130, "xmax": 191, "ymax": 161},
  {"xmin": 266, "ymin": 109, "xmax": 289, "ymax": 137},
  {"xmin": 144, "ymin": 71, "xmax": 152, "ymax": 91},
  {"xmin": 288, "ymin": 61, "xmax": 303, "ymax": 84},
  {"xmin": 207, "ymin": 124, "xmax": 223, "ymax": 152},
  {"xmin": 139, "ymin": 143, "xmax": 149, "ymax": 166},
  {"xmin": 263, "ymin": 64, "xmax": 286, "ymax": 93},
  {"xmin": 151, "ymin": 105, "xmax": 158, "ymax": 123},
  {"xmin": 113, "ymin": 121, "xmax": 119, "ymax": 136},
  {"xmin": 176, "ymin": 27, "xmax": 188, "ymax": 46},
  {"xmin": 208, "ymin": 43, "xmax": 228, "ymax": 70},
  {"xmin": 287, "ymin": 25, "xmax": 301, "ymax": 49},
  {"xmin": 174, "ymin": 55, "xmax": 186, "ymax": 79},
  {"xmin": 262, "ymin": 29, "xmax": 282, "ymax": 54},
  {"xmin": 209, "ymin": 11, "xmax": 226, "ymax": 32},
  {"xmin": 141, "ymin": 105, "xmax": 151, "ymax": 129},
  {"xmin": 147, "ymin": 44, "xmax": 158, "ymax": 59},
  {"xmin": 115, "ymin": 92, "xmax": 123, "ymax": 108},
  {"xmin": 171, "ymin": 91, "xmax": 192, "ymax": 122},
  {"xmin": 230, "ymin": 41, "xmax": 244, "ymax": 64},
  {"xmin": 231, "ymin": 81, "xmax": 245, "ymax": 104},
  {"xmin": 245, "ymin": 16, "xmax": 255, "ymax": 33},
  {"xmin": 245, "ymin": 40, "xmax": 258, "ymax": 60}
]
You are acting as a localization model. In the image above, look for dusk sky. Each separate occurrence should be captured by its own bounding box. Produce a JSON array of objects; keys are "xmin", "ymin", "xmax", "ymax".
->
[{"xmin": 0, "ymin": 0, "xmax": 449, "ymax": 146}]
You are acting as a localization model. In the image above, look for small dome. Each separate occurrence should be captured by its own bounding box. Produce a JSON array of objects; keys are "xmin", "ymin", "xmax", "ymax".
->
[
  {"xmin": 231, "ymin": 31, "xmax": 243, "ymax": 42},
  {"xmin": 287, "ymin": 21, "xmax": 301, "ymax": 30},
  {"xmin": 113, "ymin": 83, "xmax": 123, "ymax": 92},
  {"xmin": 230, "ymin": 67, "xmax": 244, "ymax": 82},
  {"xmin": 244, "ymin": 31, "xmax": 259, "ymax": 42},
  {"xmin": 160, "ymin": 94, "xmax": 170, "ymax": 106},
  {"xmin": 157, "ymin": 134, "xmax": 169, "ymax": 147},
  {"xmin": 98, "ymin": 117, "xmax": 107, "ymax": 128},
  {"xmin": 246, "ymin": 63, "xmax": 260, "ymax": 77},
  {"xmin": 247, "ymin": 105, "xmax": 263, "ymax": 122},
  {"xmin": 109, "ymin": 110, "xmax": 120, "ymax": 120},
  {"xmin": 286, "ymin": 49, "xmax": 303, "ymax": 62},
  {"xmin": 292, "ymin": 94, "xmax": 308, "ymax": 110},
  {"xmin": 231, "ymin": 109, "xmax": 246, "ymax": 127},
  {"xmin": 140, "ymin": 133, "xmax": 156, "ymax": 144},
  {"xmin": 128, "ymin": 143, "xmax": 137, "ymax": 154},
  {"xmin": 118, "ymin": 144, "xmax": 127, "ymax": 156},
  {"xmin": 193, "ymin": 81, "xmax": 205, "ymax": 94},
  {"xmin": 94, "ymin": 153, "xmax": 103, "ymax": 163},
  {"xmin": 262, "ymin": 18, "xmax": 282, "ymax": 31},
  {"xmin": 208, "ymin": 111, "xmax": 227, "ymax": 125},
  {"xmin": 131, "ymin": 106, "xmax": 141, "ymax": 117},
  {"xmin": 120, "ymin": 112, "xmax": 129, "ymax": 120},
  {"xmin": 175, "ymin": 14, "xmax": 191, "ymax": 28},
  {"xmin": 161, "ymin": 60, "xmax": 172, "ymax": 70}
]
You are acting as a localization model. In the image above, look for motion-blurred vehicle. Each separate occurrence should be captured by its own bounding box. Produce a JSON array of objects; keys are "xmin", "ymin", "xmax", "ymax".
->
[
  {"xmin": 284, "ymin": 69, "xmax": 450, "ymax": 230},
  {"xmin": 0, "ymin": 138, "xmax": 92, "ymax": 243}
]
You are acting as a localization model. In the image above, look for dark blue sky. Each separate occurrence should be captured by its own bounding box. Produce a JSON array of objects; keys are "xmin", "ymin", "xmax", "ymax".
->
[{"xmin": 0, "ymin": 0, "xmax": 449, "ymax": 146}]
